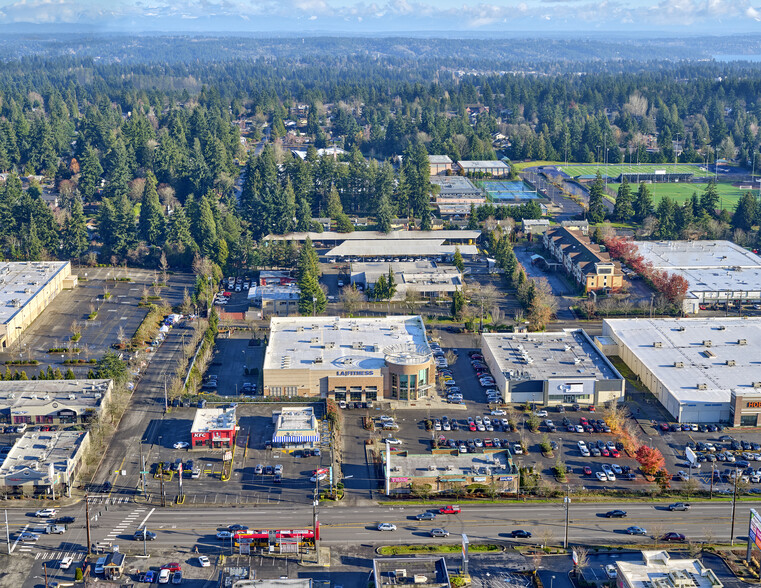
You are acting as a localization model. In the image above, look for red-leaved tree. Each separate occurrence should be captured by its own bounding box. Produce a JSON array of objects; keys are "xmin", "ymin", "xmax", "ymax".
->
[{"xmin": 635, "ymin": 445, "xmax": 665, "ymax": 476}]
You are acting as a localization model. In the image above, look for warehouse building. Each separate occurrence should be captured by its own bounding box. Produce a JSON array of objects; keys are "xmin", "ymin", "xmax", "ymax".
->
[
  {"xmin": 190, "ymin": 405, "xmax": 237, "ymax": 449},
  {"xmin": 272, "ymin": 406, "xmax": 320, "ymax": 449},
  {"xmin": 0, "ymin": 379, "xmax": 113, "ymax": 426},
  {"xmin": 428, "ymin": 155, "xmax": 454, "ymax": 176},
  {"xmin": 600, "ymin": 317, "xmax": 761, "ymax": 424},
  {"xmin": 0, "ymin": 261, "xmax": 77, "ymax": 349},
  {"xmin": 631, "ymin": 240, "xmax": 761, "ymax": 314},
  {"xmin": 616, "ymin": 551, "xmax": 722, "ymax": 588},
  {"xmin": 429, "ymin": 176, "xmax": 485, "ymax": 205},
  {"xmin": 0, "ymin": 430, "xmax": 89, "ymax": 496},
  {"xmin": 457, "ymin": 160, "xmax": 510, "ymax": 177},
  {"xmin": 373, "ymin": 558, "xmax": 450, "ymax": 588},
  {"xmin": 351, "ymin": 261, "xmax": 464, "ymax": 300},
  {"xmin": 480, "ymin": 330, "xmax": 624, "ymax": 407},
  {"xmin": 247, "ymin": 285, "xmax": 300, "ymax": 318},
  {"xmin": 382, "ymin": 448, "xmax": 519, "ymax": 496},
  {"xmin": 263, "ymin": 316, "xmax": 434, "ymax": 404},
  {"xmin": 264, "ymin": 229, "xmax": 480, "ymax": 247}
]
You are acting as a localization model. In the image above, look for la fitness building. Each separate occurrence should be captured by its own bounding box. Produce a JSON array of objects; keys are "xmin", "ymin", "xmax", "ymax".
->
[
  {"xmin": 730, "ymin": 390, "xmax": 761, "ymax": 427},
  {"xmin": 262, "ymin": 316, "xmax": 435, "ymax": 404}
]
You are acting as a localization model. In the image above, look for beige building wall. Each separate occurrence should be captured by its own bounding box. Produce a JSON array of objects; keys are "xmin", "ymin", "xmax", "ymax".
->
[{"xmin": 1, "ymin": 262, "xmax": 73, "ymax": 349}]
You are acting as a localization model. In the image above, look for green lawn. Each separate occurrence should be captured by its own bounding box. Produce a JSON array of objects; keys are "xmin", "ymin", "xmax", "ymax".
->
[
  {"xmin": 558, "ymin": 163, "xmax": 714, "ymax": 179},
  {"xmin": 607, "ymin": 182, "xmax": 753, "ymax": 211}
]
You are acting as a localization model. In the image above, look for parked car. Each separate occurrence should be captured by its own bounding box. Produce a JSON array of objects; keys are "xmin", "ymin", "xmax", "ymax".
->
[
  {"xmin": 605, "ymin": 565, "xmax": 618, "ymax": 579},
  {"xmin": 198, "ymin": 556, "xmax": 211, "ymax": 567}
]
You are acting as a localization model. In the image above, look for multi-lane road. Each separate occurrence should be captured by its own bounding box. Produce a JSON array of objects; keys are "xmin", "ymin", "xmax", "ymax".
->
[{"xmin": 5, "ymin": 499, "xmax": 757, "ymax": 561}]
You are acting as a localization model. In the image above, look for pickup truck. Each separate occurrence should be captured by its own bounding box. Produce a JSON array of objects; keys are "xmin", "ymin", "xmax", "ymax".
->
[
  {"xmin": 439, "ymin": 505, "xmax": 461, "ymax": 514},
  {"xmin": 46, "ymin": 524, "xmax": 66, "ymax": 534},
  {"xmin": 668, "ymin": 502, "xmax": 691, "ymax": 511}
]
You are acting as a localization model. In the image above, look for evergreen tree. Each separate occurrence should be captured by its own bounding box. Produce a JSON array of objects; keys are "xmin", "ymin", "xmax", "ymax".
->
[
  {"xmin": 655, "ymin": 196, "xmax": 677, "ymax": 239},
  {"xmin": 138, "ymin": 172, "xmax": 165, "ymax": 245},
  {"xmin": 296, "ymin": 238, "xmax": 320, "ymax": 283},
  {"xmin": 195, "ymin": 192, "xmax": 218, "ymax": 258},
  {"xmin": 701, "ymin": 180, "xmax": 720, "ymax": 216},
  {"xmin": 633, "ymin": 182, "xmax": 654, "ymax": 222},
  {"xmin": 402, "ymin": 140, "xmax": 431, "ymax": 229},
  {"xmin": 467, "ymin": 204, "xmax": 479, "ymax": 230},
  {"xmin": 613, "ymin": 177, "xmax": 634, "ymax": 222},
  {"xmin": 587, "ymin": 171, "xmax": 606, "ymax": 224},
  {"xmin": 165, "ymin": 203, "xmax": 197, "ymax": 251},
  {"xmin": 298, "ymin": 271, "xmax": 326, "ymax": 315},
  {"xmin": 451, "ymin": 288, "xmax": 465, "ymax": 319},
  {"xmin": 296, "ymin": 196, "xmax": 312, "ymax": 232},
  {"xmin": 733, "ymin": 192, "xmax": 758, "ymax": 231},
  {"xmin": 61, "ymin": 196, "xmax": 89, "ymax": 259},
  {"xmin": 386, "ymin": 266, "xmax": 397, "ymax": 300},
  {"xmin": 453, "ymin": 247, "xmax": 465, "ymax": 273},
  {"xmin": 375, "ymin": 189, "xmax": 393, "ymax": 233},
  {"xmin": 78, "ymin": 144, "xmax": 102, "ymax": 202}
]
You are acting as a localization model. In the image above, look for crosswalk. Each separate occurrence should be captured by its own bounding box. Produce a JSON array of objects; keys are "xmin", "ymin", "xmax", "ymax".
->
[
  {"xmin": 103, "ymin": 507, "xmax": 147, "ymax": 543},
  {"xmin": 87, "ymin": 494, "xmax": 133, "ymax": 505}
]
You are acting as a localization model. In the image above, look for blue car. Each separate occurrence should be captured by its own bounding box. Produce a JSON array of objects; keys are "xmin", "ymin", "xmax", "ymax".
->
[{"xmin": 140, "ymin": 570, "xmax": 156, "ymax": 583}]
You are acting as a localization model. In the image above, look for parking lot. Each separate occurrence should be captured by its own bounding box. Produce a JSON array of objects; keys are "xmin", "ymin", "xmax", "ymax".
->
[{"xmin": 136, "ymin": 402, "xmax": 332, "ymax": 507}]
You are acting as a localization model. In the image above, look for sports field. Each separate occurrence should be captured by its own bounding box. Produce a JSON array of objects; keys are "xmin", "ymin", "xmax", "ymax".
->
[
  {"xmin": 607, "ymin": 182, "xmax": 754, "ymax": 210},
  {"xmin": 557, "ymin": 163, "xmax": 714, "ymax": 179},
  {"xmin": 476, "ymin": 180, "xmax": 540, "ymax": 201}
]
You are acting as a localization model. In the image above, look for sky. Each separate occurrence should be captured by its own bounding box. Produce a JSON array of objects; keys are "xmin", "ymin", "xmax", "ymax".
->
[{"xmin": 0, "ymin": 0, "xmax": 760, "ymax": 34}]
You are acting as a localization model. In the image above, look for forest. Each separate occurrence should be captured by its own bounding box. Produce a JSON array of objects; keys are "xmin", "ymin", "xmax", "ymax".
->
[{"xmin": 2, "ymin": 35, "xmax": 761, "ymax": 272}]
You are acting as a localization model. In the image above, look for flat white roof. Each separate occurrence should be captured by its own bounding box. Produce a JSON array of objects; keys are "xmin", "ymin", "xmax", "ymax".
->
[
  {"xmin": 633, "ymin": 240, "xmax": 761, "ymax": 294},
  {"xmin": 617, "ymin": 551, "xmax": 722, "ymax": 588},
  {"xmin": 603, "ymin": 317, "xmax": 761, "ymax": 404},
  {"xmin": 265, "ymin": 230, "xmax": 480, "ymax": 242},
  {"xmin": 482, "ymin": 330, "xmax": 621, "ymax": 382},
  {"xmin": 0, "ymin": 261, "xmax": 69, "ymax": 325},
  {"xmin": 264, "ymin": 316, "xmax": 430, "ymax": 372},
  {"xmin": 326, "ymin": 241, "xmax": 478, "ymax": 258},
  {"xmin": 191, "ymin": 406, "xmax": 237, "ymax": 433},
  {"xmin": 458, "ymin": 160, "xmax": 510, "ymax": 169},
  {"xmin": 275, "ymin": 407, "xmax": 317, "ymax": 432},
  {"xmin": 428, "ymin": 155, "xmax": 453, "ymax": 164},
  {"xmin": 352, "ymin": 261, "xmax": 463, "ymax": 292},
  {"xmin": 0, "ymin": 430, "xmax": 88, "ymax": 484},
  {"xmin": 429, "ymin": 176, "xmax": 483, "ymax": 196},
  {"xmin": 0, "ymin": 380, "xmax": 111, "ymax": 414}
]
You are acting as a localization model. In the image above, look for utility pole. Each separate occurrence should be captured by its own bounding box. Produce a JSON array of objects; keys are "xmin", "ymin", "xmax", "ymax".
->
[
  {"xmin": 159, "ymin": 465, "xmax": 166, "ymax": 508},
  {"xmin": 563, "ymin": 490, "xmax": 571, "ymax": 548},
  {"xmin": 710, "ymin": 463, "xmax": 714, "ymax": 500},
  {"xmin": 43, "ymin": 561, "xmax": 48, "ymax": 588},
  {"xmin": 140, "ymin": 444, "xmax": 146, "ymax": 496},
  {"xmin": 85, "ymin": 494, "xmax": 92, "ymax": 555},
  {"xmin": 730, "ymin": 471, "xmax": 739, "ymax": 545},
  {"xmin": 312, "ymin": 491, "xmax": 320, "ymax": 562},
  {"xmin": 163, "ymin": 374, "xmax": 168, "ymax": 413},
  {"xmin": 5, "ymin": 510, "xmax": 10, "ymax": 555}
]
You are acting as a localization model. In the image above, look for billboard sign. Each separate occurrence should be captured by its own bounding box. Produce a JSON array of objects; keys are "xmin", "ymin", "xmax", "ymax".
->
[{"xmin": 749, "ymin": 508, "xmax": 761, "ymax": 552}]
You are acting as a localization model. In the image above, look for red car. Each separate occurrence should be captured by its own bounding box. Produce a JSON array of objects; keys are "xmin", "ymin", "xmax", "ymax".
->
[
  {"xmin": 583, "ymin": 466, "xmax": 592, "ymax": 476},
  {"xmin": 469, "ymin": 423, "xmax": 477, "ymax": 432},
  {"xmin": 161, "ymin": 562, "xmax": 181, "ymax": 572},
  {"xmin": 610, "ymin": 449, "xmax": 620, "ymax": 458},
  {"xmin": 662, "ymin": 533, "xmax": 686, "ymax": 542},
  {"xmin": 439, "ymin": 505, "xmax": 461, "ymax": 514},
  {"xmin": 660, "ymin": 423, "xmax": 670, "ymax": 431},
  {"xmin": 580, "ymin": 417, "xmax": 588, "ymax": 425},
  {"xmin": 589, "ymin": 405, "xmax": 596, "ymax": 412},
  {"xmin": 601, "ymin": 448, "xmax": 610, "ymax": 457}
]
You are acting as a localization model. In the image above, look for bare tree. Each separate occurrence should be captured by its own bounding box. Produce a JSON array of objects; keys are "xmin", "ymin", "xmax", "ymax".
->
[
  {"xmin": 402, "ymin": 289, "xmax": 422, "ymax": 314},
  {"xmin": 539, "ymin": 526, "xmax": 554, "ymax": 549},
  {"xmin": 339, "ymin": 286, "xmax": 365, "ymax": 317},
  {"xmin": 117, "ymin": 326, "xmax": 126, "ymax": 349},
  {"xmin": 70, "ymin": 320, "xmax": 81, "ymax": 341},
  {"xmin": 159, "ymin": 251, "xmax": 169, "ymax": 286},
  {"xmin": 574, "ymin": 546, "xmax": 589, "ymax": 576},
  {"xmin": 468, "ymin": 284, "xmax": 501, "ymax": 329}
]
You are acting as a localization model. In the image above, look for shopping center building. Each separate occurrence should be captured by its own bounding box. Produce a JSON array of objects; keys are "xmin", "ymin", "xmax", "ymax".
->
[{"xmin": 262, "ymin": 316, "xmax": 434, "ymax": 404}]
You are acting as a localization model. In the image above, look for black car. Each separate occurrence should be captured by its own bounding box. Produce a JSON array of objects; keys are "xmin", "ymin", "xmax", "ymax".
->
[
  {"xmin": 662, "ymin": 532, "xmax": 686, "ymax": 542},
  {"xmin": 133, "ymin": 529, "xmax": 157, "ymax": 541},
  {"xmin": 228, "ymin": 524, "xmax": 248, "ymax": 532},
  {"xmin": 605, "ymin": 510, "xmax": 627, "ymax": 518},
  {"xmin": 102, "ymin": 481, "xmax": 112, "ymax": 492},
  {"xmin": 264, "ymin": 465, "xmax": 274, "ymax": 475},
  {"xmin": 55, "ymin": 516, "xmax": 75, "ymax": 525},
  {"xmin": 510, "ymin": 530, "xmax": 532, "ymax": 538}
]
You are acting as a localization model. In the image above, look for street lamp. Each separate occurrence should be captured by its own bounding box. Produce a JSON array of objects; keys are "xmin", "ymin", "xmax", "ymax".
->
[
  {"xmin": 551, "ymin": 576, "xmax": 556, "ymax": 588},
  {"xmin": 312, "ymin": 296, "xmax": 317, "ymax": 317}
]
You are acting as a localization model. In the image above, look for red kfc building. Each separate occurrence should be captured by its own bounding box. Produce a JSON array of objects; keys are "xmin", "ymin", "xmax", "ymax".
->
[{"xmin": 191, "ymin": 406, "xmax": 237, "ymax": 449}]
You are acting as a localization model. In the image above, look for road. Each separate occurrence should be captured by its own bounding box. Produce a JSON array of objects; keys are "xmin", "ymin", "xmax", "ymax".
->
[{"xmin": 7, "ymin": 499, "xmax": 758, "ymax": 560}]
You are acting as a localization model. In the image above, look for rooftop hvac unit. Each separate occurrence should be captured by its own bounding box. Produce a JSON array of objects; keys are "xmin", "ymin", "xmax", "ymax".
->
[
  {"xmin": 394, "ymin": 569, "xmax": 407, "ymax": 578},
  {"xmin": 739, "ymin": 339, "xmax": 748, "ymax": 345},
  {"xmin": 653, "ymin": 342, "xmax": 663, "ymax": 348},
  {"xmin": 703, "ymin": 340, "xmax": 712, "ymax": 347},
  {"xmin": 351, "ymin": 324, "xmax": 360, "ymax": 331},
  {"xmin": 718, "ymin": 325, "xmax": 726, "ymax": 330},
  {"xmin": 325, "ymin": 342, "xmax": 336, "ymax": 349},
  {"xmin": 310, "ymin": 337, "xmax": 319, "ymax": 343},
  {"xmin": 753, "ymin": 382, "xmax": 761, "ymax": 388},
  {"xmin": 68, "ymin": 394, "xmax": 75, "ymax": 400},
  {"xmin": 428, "ymin": 465, "xmax": 436, "ymax": 471},
  {"xmin": 446, "ymin": 465, "xmax": 454, "ymax": 471},
  {"xmin": 697, "ymin": 383, "xmax": 708, "ymax": 390},
  {"xmin": 332, "ymin": 323, "xmax": 339, "ymax": 330},
  {"xmin": 726, "ymin": 360, "xmax": 736, "ymax": 366},
  {"xmin": 297, "ymin": 326, "xmax": 304, "ymax": 332},
  {"xmin": 674, "ymin": 362, "xmax": 684, "ymax": 368},
  {"xmin": 676, "ymin": 326, "xmax": 685, "ymax": 331},
  {"xmin": 313, "ymin": 357, "xmax": 323, "ymax": 364},
  {"xmin": 352, "ymin": 341, "xmax": 364, "ymax": 350}
]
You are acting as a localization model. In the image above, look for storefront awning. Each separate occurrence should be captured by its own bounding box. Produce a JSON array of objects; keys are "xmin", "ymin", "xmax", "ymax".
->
[{"xmin": 273, "ymin": 435, "xmax": 319, "ymax": 443}]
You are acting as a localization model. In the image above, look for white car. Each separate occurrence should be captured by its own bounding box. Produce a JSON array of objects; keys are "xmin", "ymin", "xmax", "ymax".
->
[
  {"xmin": 173, "ymin": 442, "xmax": 189, "ymax": 449},
  {"xmin": 605, "ymin": 565, "xmax": 618, "ymax": 579},
  {"xmin": 385, "ymin": 437, "xmax": 402, "ymax": 445},
  {"xmin": 35, "ymin": 508, "xmax": 57, "ymax": 518},
  {"xmin": 198, "ymin": 556, "xmax": 211, "ymax": 567},
  {"xmin": 216, "ymin": 531, "xmax": 233, "ymax": 540},
  {"xmin": 512, "ymin": 444, "xmax": 523, "ymax": 455},
  {"xmin": 60, "ymin": 556, "xmax": 74, "ymax": 570},
  {"xmin": 377, "ymin": 523, "xmax": 397, "ymax": 531},
  {"xmin": 534, "ymin": 410, "xmax": 548, "ymax": 417},
  {"xmin": 490, "ymin": 409, "xmax": 506, "ymax": 416},
  {"xmin": 310, "ymin": 473, "xmax": 328, "ymax": 482},
  {"xmin": 596, "ymin": 471, "xmax": 608, "ymax": 481}
]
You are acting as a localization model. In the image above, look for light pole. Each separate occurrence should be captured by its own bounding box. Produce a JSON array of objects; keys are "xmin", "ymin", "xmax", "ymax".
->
[
  {"xmin": 563, "ymin": 489, "xmax": 571, "ymax": 548},
  {"xmin": 551, "ymin": 576, "xmax": 556, "ymax": 588},
  {"xmin": 312, "ymin": 296, "xmax": 317, "ymax": 317}
]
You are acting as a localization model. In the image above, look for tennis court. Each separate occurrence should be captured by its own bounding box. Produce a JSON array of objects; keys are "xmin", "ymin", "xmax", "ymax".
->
[
  {"xmin": 607, "ymin": 182, "xmax": 751, "ymax": 210},
  {"xmin": 477, "ymin": 180, "xmax": 540, "ymax": 201},
  {"xmin": 558, "ymin": 163, "xmax": 713, "ymax": 180}
]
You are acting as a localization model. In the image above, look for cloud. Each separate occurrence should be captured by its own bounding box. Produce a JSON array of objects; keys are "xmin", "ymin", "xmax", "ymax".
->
[{"xmin": 747, "ymin": 5, "xmax": 761, "ymax": 19}]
